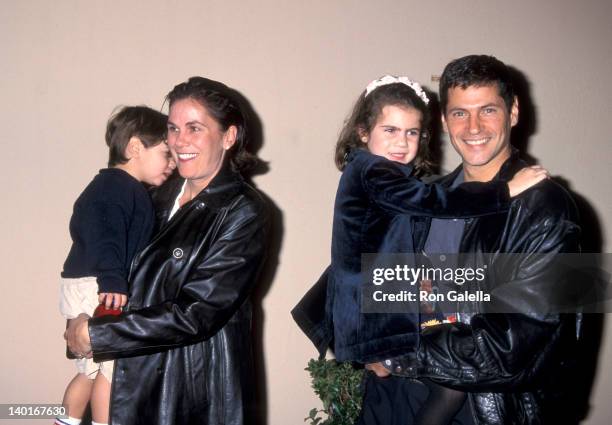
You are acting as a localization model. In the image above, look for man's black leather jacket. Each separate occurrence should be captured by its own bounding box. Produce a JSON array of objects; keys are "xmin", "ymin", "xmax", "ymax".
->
[{"xmin": 388, "ymin": 151, "xmax": 582, "ymax": 424}]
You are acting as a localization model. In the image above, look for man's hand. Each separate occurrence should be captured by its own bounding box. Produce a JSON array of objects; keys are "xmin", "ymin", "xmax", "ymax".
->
[
  {"xmin": 365, "ymin": 362, "xmax": 391, "ymax": 378},
  {"xmin": 65, "ymin": 313, "xmax": 92, "ymax": 358},
  {"xmin": 99, "ymin": 292, "xmax": 127, "ymax": 310}
]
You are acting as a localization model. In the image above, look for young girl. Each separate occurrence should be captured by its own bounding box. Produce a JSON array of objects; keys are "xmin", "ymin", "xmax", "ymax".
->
[
  {"xmin": 58, "ymin": 106, "xmax": 173, "ymax": 425},
  {"xmin": 328, "ymin": 76, "xmax": 547, "ymax": 424}
]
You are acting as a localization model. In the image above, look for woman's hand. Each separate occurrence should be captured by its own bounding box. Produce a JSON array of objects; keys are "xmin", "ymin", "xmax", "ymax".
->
[
  {"xmin": 508, "ymin": 165, "xmax": 549, "ymax": 197},
  {"xmin": 65, "ymin": 313, "xmax": 92, "ymax": 358}
]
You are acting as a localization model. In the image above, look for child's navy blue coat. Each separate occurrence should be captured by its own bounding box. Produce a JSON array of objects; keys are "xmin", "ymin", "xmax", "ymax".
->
[{"xmin": 325, "ymin": 149, "xmax": 510, "ymax": 362}]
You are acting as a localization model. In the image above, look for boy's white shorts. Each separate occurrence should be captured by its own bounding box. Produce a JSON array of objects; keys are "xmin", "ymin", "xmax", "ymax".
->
[{"xmin": 60, "ymin": 277, "xmax": 114, "ymax": 381}]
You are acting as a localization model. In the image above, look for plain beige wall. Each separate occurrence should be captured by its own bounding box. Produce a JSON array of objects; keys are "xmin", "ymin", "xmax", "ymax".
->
[{"xmin": 1, "ymin": 0, "xmax": 610, "ymax": 423}]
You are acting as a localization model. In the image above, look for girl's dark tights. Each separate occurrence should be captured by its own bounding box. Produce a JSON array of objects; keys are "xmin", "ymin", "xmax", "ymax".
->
[{"xmin": 415, "ymin": 379, "xmax": 466, "ymax": 425}]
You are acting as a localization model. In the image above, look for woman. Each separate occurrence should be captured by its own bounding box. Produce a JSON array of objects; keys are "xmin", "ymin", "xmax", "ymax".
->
[{"xmin": 66, "ymin": 77, "xmax": 269, "ymax": 425}]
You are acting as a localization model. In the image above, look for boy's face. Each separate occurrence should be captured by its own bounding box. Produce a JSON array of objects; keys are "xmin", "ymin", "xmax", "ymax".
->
[{"xmin": 137, "ymin": 141, "xmax": 172, "ymax": 186}]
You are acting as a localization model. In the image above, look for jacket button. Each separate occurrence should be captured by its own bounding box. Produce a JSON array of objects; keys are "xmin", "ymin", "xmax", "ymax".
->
[{"xmin": 173, "ymin": 248, "xmax": 184, "ymax": 259}]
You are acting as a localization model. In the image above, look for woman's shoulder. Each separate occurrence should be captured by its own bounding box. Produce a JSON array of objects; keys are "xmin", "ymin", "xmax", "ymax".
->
[
  {"xmin": 230, "ymin": 180, "xmax": 269, "ymax": 218},
  {"xmin": 204, "ymin": 180, "xmax": 269, "ymax": 238}
]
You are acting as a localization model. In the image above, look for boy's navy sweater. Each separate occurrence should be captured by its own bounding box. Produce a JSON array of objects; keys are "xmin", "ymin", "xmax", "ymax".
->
[{"xmin": 61, "ymin": 168, "xmax": 155, "ymax": 294}]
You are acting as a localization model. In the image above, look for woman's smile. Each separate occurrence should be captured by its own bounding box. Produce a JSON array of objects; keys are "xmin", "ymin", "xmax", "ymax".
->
[{"xmin": 176, "ymin": 152, "xmax": 199, "ymax": 161}]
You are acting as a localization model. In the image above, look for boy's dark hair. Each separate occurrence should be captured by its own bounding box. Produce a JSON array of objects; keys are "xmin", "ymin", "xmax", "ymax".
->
[
  {"xmin": 439, "ymin": 55, "xmax": 515, "ymax": 113},
  {"xmin": 166, "ymin": 76, "xmax": 256, "ymax": 173},
  {"xmin": 335, "ymin": 82, "xmax": 433, "ymax": 175},
  {"xmin": 105, "ymin": 106, "xmax": 168, "ymax": 167}
]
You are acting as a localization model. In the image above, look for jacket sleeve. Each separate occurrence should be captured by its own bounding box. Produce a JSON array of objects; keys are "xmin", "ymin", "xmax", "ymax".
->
[
  {"xmin": 86, "ymin": 200, "xmax": 130, "ymax": 295},
  {"xmin": 363, "ymin": 159, "xmax": 510, "ymax": 218},
  {"xmin": 89, "ymin": 199, "xmax": 268, "ymax": 361},
  {"xmin": 291, "ymin": 266, "xmax": 333, "ymax": 358},
  {"xmin": 387, "ymin": 198, "xmax": 581, "ymax": 392}
]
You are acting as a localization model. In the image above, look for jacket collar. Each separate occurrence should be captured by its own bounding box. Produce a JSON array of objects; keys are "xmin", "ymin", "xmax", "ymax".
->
[
  {"xmin": 348, "ymin": 148, "xmax": 414, "ymax": 175},
  {"xmin": 196, "ymin": 161, "xmax": 243, "ymax": 200},
  {"xmin": 151, "ymin": 161, "xmax": 243, "ymax": 221},
  {"xmin": 438, "ymin": 147, "xmax": 527, "ymax": 186}
]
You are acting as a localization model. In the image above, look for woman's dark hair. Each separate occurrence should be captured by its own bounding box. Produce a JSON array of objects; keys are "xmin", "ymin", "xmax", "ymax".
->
[
  {"xmin": 106, "ymin": 106, "xmax": 168, "ymax": 167},
  {"xmin": 166, "ymin": 76, "xmax": 256, "ymax": 173},
  {"xmin": 439, "ymin": 55, "xmax": 515, "ymax": 114},
  {"xmin": 335, "ymin": 82, "xmax": 433, "ymax": 174}
]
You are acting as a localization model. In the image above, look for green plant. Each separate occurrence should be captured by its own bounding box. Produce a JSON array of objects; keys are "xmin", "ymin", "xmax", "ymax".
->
[{"xmin": 305, "ymin": 358, "xmax": 365, "ymax": 425}]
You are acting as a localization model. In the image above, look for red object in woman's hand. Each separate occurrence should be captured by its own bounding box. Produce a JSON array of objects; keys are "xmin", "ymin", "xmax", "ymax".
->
[{"xmin": 93, "ymin": 303, "xmax": 122, "ymax": 317}]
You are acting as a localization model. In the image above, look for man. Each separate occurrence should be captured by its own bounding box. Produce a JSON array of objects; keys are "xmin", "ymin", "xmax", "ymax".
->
[{"xmin": 364, "ymin": 55, "xmax": 582, "ymax": 424}]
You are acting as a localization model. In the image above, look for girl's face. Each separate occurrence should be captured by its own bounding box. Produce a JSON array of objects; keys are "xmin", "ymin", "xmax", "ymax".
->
[{"xmin": 360, "ymin": 104, "xmax": 422, "ymax": 164}]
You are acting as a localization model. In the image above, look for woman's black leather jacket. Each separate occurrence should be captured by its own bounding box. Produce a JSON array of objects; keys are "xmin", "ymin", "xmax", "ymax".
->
[{"xmin": 88, "ymin": 166, "xmax": 269, "ymax": 425}]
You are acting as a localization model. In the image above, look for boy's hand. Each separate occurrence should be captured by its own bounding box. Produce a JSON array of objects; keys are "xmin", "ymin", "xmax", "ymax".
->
[{"xmin": 98, "ymin": 292, "xmax": 127, "ymax": 310}]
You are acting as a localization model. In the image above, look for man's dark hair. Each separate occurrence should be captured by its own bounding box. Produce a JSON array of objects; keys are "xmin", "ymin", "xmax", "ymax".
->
[
  {"xmin": 439, "ymin": 55, "xmax": 515, "ymax": 113},
  {"xmin": 106, "ymin": 106, "xmax": 168, "ymax": 167}
]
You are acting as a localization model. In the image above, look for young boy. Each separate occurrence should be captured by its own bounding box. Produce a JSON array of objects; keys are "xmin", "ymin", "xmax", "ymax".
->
[{"xmin": 57, "ymin": 106, "xmax": 173, "ymax": 425}]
